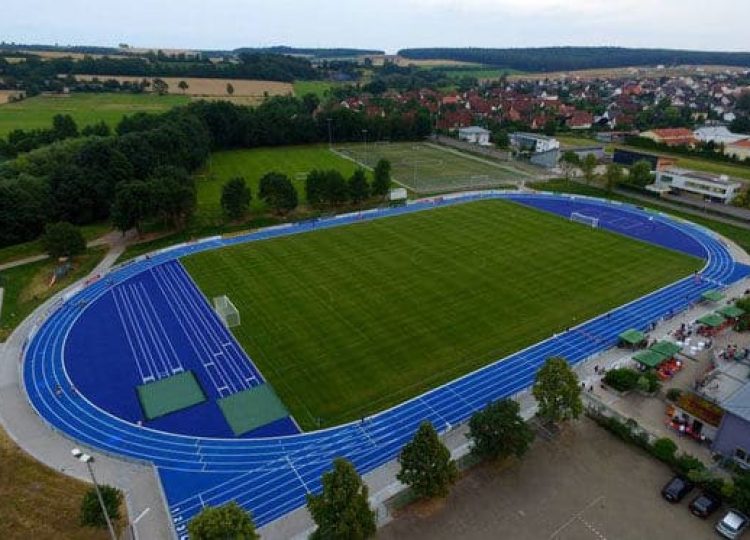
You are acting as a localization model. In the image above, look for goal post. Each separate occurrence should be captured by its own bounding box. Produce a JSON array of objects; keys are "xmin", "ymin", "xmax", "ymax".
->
[
  {"xmin": 213, "ymin": 295, "xmax": 240, "ymax": 328},
  {"xmin": 570, "ymin": 212, "xmax": 599, "ymax": 228}
]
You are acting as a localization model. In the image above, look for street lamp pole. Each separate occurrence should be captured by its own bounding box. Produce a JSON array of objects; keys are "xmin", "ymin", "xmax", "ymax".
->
[
  {"xmin": 362, "ymin": 128, "xmax": 368, "ymax": 164},
  {"xmin": 72, "ymin": 449, "xmax": 117, "ymax": 540},
  {"xmin": 327, "ymin": 117, "xmax": 333, "ymax": 149}
]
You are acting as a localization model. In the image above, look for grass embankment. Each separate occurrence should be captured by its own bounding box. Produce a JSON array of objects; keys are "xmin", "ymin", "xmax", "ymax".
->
[
  {"xmin": 183, "ymin": 199, "xmax": 700, "ymax": 429},
  {"xmin": 0, "ymin": 247, "xmax": 106, "ymax": 341},
  {"xmin": 0, "ymin": 425, "xmax": 125, "ymax": 539},
  {"xmin": 0, "ymin": 222, "xmax": 112, "ymax": 266},
  {"xmin": 0, "ymin": 93, "xmax": 188, "ymax": 137}
]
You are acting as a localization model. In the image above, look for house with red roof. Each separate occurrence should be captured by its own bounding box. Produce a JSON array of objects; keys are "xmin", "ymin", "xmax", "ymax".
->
[
  {"xmin": 725, "ymin": 139, "xmax": 750, "ymax": 161},
  {"xmin": 566, "ymin": 110, "xmax": 594, "ymax": 130},
  {"xmin": 640, "ymin": 128, "xmax": 697, "ymax": 146}
]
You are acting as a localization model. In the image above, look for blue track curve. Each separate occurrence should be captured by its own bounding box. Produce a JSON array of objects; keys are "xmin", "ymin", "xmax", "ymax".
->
[{"xmin": 22, "ymin": 192, "xmax": 750, "ymax": 537}]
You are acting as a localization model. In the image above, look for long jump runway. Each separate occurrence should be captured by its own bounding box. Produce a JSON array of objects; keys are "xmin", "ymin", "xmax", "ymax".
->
[{"xmin": 22, "ymin": 192, "xmax": 750, "ymax": 537}]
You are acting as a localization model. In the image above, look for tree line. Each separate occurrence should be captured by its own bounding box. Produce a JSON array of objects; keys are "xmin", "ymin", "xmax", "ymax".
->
[
  {"xmin": 397, "ymin": 47, "xmax": 750, "ymax": 72},
  {"xmin": 0, "ymin": 96, "xmax": 431, "ymax": 247}
]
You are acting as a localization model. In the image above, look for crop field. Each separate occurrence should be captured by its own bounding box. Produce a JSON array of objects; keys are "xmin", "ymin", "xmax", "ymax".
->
[
  {"xmin": 72, "ymin": 75, "xmax": 294, "ymax": 98},
  {"xmin": 195, "ymin": 145, "xmax": 367, "ymax": 224},
  {"xmin": 335, "ymin": 141, "xmax": 536, "ymax": 193},
  {"xmin": 0, "ymin": 93, "xmax": 188, "ymax": 137},
  {"xmin": 182, "ymin": 199, "xmax": 701, "ymax": 429}
]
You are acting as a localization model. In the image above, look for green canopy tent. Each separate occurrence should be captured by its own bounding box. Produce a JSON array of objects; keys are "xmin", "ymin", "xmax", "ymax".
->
[
  {"xmin": 619, "ymin": 328, "xmax": 646, "ymax": 347},
  {"xmin": 633, "ymin": 349, "xmax": 668, "ymax": 369},
  {"xmin": 701, "ymin": 290, "xmax": 725, "ymax": 303},
  {"xmin": 717, "ymin": 305, "xmax": 746, "ymax": 319},
  {"xmin": 697, "ymin": 313, "xmax": 726, "ymax": 328},
  {"xmin": 650, "ymin": 341, "xmax": 682, "ymax": 358}
]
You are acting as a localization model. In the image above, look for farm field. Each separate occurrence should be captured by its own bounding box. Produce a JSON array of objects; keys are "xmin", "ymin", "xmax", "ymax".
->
[
  {"xmin": 0, "ymin": 93, "xmax": 188, "ymax": 136},
  {"xmin": 72, "ymin": 75, "xmax": 293, "ymax": 99},
  {"xmin": 293, "ymin": 80, "xmax": 338, "ymax": 99},
  {"xmin": 182, "ymin": 199, "xmax": 701, "ymax": 430},
  {"xmin": 195, "ymin": 145, "xmax": 367, "ymax": 224},
  {"xmin": 335, "ymin": 141, "xmax": 536, "ymax": 193}
]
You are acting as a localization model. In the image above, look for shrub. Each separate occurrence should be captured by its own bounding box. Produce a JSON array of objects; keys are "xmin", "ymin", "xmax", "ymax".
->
[
  {"xmin": 42, "ymin": 221, "xmax": 86, "ymax": 258},
  {"xmin": 651, "ymin": 437, "xmax": 678, "ymax": 463},
  {"xmin": 666, "ymin": 388, "xmax": 682, "ymax": 402},
  {"xmin": 603, "ymin": 368, "xmax": 640, "ymax": 392},
  {"xmin": 80, "ymin": 485, "xmax": 122, "ymax": 528},
  {"xmin": 188, "ymin": 501, "xmax": 258, "ymax": 540},
  {"xmin": 674, "ymin": 453, "xmax": 706, "ymax": 476},
  {"xmin": 637, "ymin": 371, "xmax": 661, "ymax": 394}
]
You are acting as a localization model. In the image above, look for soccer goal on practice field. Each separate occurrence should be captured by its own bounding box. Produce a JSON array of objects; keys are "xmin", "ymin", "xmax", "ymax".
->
[
  {"xmin": 213, "ymin": 295, "xmax": 240, "ymax": 328},
  {"xmin": 570, "ymin": 212, "xmax": 599, "ymax": 228}
]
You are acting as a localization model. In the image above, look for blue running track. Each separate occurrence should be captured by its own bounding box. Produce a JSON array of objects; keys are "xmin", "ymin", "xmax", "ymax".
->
[{"xmin": 22, "ymin": 192, "xmax": 750, "ymax": 537}]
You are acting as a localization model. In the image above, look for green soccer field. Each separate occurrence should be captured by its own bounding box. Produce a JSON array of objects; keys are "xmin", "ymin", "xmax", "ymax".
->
[
  {"xmin": 182, "ymin": 199, "xmax": 701, "ymax": 430},
  {"xmin": 0, "ymin": 93, "xmax": 189, "ymax": 137},
  {"xmin": 334, "ymin": 142, "xmax": 536, "ymax": 193},
  {"xmin": 195, "ymin": 145, "xmax": 368, "ymax": 225}
]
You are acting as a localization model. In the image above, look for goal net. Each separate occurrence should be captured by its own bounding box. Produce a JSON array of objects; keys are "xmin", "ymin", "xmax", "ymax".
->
[
  {"xmin": 213, "ymin": 295, "xmax": 240, "ymax": 328},
  {"xmin": 570, "ymin": 212, "xmax": 599, "ymax": 228}
]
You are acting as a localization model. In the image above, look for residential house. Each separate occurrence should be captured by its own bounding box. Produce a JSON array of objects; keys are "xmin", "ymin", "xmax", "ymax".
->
[
  {"xmin": 458, "ymin": 126, "xmax": 491, "ymax": 145},
  {"xmin": 725, "ymin": 139, "xmax": 750, "ymax": 161},
  {"xmin": 648, "ymin": 167, "xmax": 742, "ymax": 204},
  {"xmin": 640, "ymin": 128, "xmax": 697, "ymax": 146}
]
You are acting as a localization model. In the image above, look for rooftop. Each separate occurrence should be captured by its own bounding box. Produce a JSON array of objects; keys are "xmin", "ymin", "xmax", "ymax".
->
[
  {"xmin": 458, "ymin": 126, "xmax": 491, "ymax": 134},
  {"xmin": 661, "ymin": 166, "xmax": 742, "ymax": 187},
  {"xmin": 512, "ymin": 132, "xmax": 557, "ymax": 141}
]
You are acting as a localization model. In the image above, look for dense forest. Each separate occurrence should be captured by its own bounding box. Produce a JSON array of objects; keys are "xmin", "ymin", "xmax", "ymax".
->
[
  {"xmin": 0, "ymin": 97, "xmax": 432, "ymax": 247},
  {"xmin": 234, "ymin": 46, "xmax": 384, "ymax": 58},
  {"xmin": 398, "ymin": 47, "xmax": 750, "ymax": 72}
]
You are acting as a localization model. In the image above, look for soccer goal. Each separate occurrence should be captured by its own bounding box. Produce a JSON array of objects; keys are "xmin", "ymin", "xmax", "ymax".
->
[
  {"xmin": 213, "ymin": 295, "xmax": 240, "ymax": 328},
  {"xmin": 570, "ymin": 212, "xmax": 599, "ymax": 228}
]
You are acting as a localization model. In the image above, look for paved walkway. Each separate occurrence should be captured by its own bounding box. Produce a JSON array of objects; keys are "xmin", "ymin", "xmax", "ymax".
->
[{"xmin": 0, "ymin": 238, "xmax": 173, "ymax": 540}]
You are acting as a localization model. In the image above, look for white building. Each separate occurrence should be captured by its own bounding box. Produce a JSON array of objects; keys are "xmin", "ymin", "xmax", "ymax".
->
[
  {"xmin": 648, "ymin": 167, "xmax": 742, "ymax": 204},
  {"xmin": 694, "ymin": 126, "xmax": 747, "ymax": 146},
  {"xmin": 458, "ymin": 126, "xmax": 491, "ymax": 145},
  {"xmin": 510, "ymin": 132, "xmax": 560, "ymax": 153}
]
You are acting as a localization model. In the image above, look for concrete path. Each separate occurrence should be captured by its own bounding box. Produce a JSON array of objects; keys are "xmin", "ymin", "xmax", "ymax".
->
[{"xmin": 0, "ymin": 238, "xmax": 173, "ymax": 540}]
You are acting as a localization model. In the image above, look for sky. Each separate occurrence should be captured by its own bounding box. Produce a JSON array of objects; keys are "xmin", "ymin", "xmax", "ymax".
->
[{"xmin": 3, "ymin": 0, "xmax": 750, "ymax": 53}]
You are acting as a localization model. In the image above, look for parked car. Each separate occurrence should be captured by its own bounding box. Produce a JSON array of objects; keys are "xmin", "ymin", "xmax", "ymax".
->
[
  {"xmin": 716, "ymin": 510, "xmax": 749, "ymax": 539},
  {"xmin": 661, "ymin": 475, "xmax": 694, "ymax": 503},
  {"xmin": 689, "ymin": 492, "xmax": 721, "ymax": 518}
]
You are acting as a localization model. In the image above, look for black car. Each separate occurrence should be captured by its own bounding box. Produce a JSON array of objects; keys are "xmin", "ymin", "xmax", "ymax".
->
[
  {"xmin": 661, "ymin": 476, "xmax": 694, "ymax": 503},
  {"xmin": 689, "ymin": 492, "xmax": 721, "ymax": 518}
]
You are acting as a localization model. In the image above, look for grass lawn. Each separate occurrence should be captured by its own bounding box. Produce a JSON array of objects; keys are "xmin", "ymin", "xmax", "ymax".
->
[
  {"xmin": 556, "ymin": 134, "xmax": 599, "ymax": 148},
  {"xmin": 195, "ymin": 145, "xmax": 367, "ymax": 225},
  {"xmin": 0, "ymin": 247, "xmax": 106, "ymax": 341},
  {"xmin": 182, "ymin": 199, "xmax": 700, "ymax": 429},
  {"xmin": 293, "ymin": 81, "xmax": 338, "ymax": 99},
  {"xmin": 0, "ymin": 93, "xmax": 188, "ymax": 137},
  {"xmin": 0, "ymin": 427, "xmax": 125, "ymax": 539},
  {"xmin": 0, "ymin": 221, "xmax": 112, "ymax": 266},
  {"xmin": 335, "ymin": 142, "xmax": 533, "ymax": 194}
]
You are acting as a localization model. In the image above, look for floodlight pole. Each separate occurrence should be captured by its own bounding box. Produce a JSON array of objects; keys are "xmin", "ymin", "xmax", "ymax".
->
[
  {"xmin": 327, "ymin": 117, "xmax": 333, "ymax": 149},
  {"xmin": 72, "ymin": 449, "xmax": 117, "ymax": 540},
  {"xmin": 362, "ymin": 129, "xmax": 368, "ymax": 163}
]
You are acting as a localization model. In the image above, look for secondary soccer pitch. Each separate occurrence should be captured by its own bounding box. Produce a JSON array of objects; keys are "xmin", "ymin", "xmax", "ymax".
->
[
  {"xmin": 182, "ymin": 199, "xmax": 701, "ymax": 430},
  {"xmin": 335, "ymin": 141, "xmax": 537, "ymax": 193}
]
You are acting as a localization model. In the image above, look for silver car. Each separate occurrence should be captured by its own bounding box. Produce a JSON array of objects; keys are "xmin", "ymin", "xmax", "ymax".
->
[{"xmin": 716, "ymin": 510, "xmax": 749, "ymax": 539}]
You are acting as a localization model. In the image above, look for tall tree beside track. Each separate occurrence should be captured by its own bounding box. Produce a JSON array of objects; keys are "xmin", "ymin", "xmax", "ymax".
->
[
  {"xmin": 41, "ymin": 222, "xmax": 86, "ymax": 258},
  {"xmin": 259, "ymin": 172, "xmax": 298, "ymax": 214},
  {"xmin": 188, "ymin": 501, "xmax": 259, "ymax": 540},
  {"xmin": 221, "ymin": 177, "xmax": 252, "ymax": 220},
  {"xmin": 398, "ymin": 421, "xmax": 458, "ymax": 500},
  {"xmin": 371, "ymin": 159, "xmax": 392, "ymax": 198},
  {"xmin": 307, "ymin": 458, "xmax": 376, "ymax": 540},
  {"xmin": 581, "ymin": 153, "xmax": 598, "ymax": 185},
  {"xmin": 348, "ymin": 168, "xmax": 370, "ymax": 205},
  {"xmin": 468, "ymin": 399, "xmax": 534, "ymax": 461},
  {"xmin": 532, "ymin": 357, "xmax": 583, "ymax": 425}
]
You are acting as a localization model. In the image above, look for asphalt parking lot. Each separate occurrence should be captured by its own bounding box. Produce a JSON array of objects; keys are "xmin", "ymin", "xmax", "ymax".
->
[{"xmin": 378, "ymin": 417, "xmax": 720, "ymax": 540}]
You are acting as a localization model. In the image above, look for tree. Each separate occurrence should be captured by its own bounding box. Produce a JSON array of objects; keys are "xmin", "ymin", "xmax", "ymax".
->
[
  {"xmin": 111, "ymin": 181, "xmax": 153, "ymax": 235},
  {"xmin": 468, "ymin": 399, "xmax": 534, "ymax": 461},
  {"xmin": 307, "ymin": 458, "xmax": 376, "ymax": 540},
  {"xmin": 494, "ymin": 130, "xmax": 510, "ymax": 149},
  {"xmin": 371, "ymin": 159, "xmax": 391, "ymax": 198},
  {"xmin": 397, "ymin": 421, "xmax": 458, "ymax": 500},
  {"xmin": 560, "ymin": 151, "xmax": 580, "ymax": 180},
  {"xmin": 42, "ymin": 222, "xmax": 86, "ymax": 258},
  {"xmin": 221, "ymin": 177, "xmax": 252, "ymax": 220},
  {"xmin": 80, "ymin": 485, "xmax": 122, "ymax": 528},
  {"xmin": 532, "ymin": 357, "xmax": 583, "ymax": 425},
  {"xmin": 148, "ymin": 166, "xmax": 197, "ymax": 229},
  {"xmin": 52, "ymin": 114, "xmax": 79, "ymax": 139},
  {"xmin": 323, "ymin": 170, "xmax": 348, "ymax": 206},
  {"xmin": 543, "ymin": 118, "xmax": 557, "ymax": 136},
  {"xmin": 305, "ymin": 169, "xmax": 328, "ymax": 207},
  {"xmin": 81, "ymin": 121, "xmax": 111, "ymax": 137},
  {"xmin": 258, "ymin": 172, "xmax": 298, "ymax": 214},
  {"xmin": 581, "ymin": 153, "xmax": 597, "ymax": 185},
  {"xmin": 152, "ymin": 78, "xmax": 169, "ymax": 95},
  {"xmin": 188, "ymin": 501, "xmax": 259, "ymax": 540},
  {"xmin": 226, "ymin": 82, "xmax": 235, "ymax": 96},
  {"xmin": 178, "ymin": 80, "xmax": 189, "ymax": 94},
  {"xmin": 348, "ymin": 168, "xmax": 370, "ymax": 205},
  {"xmin": 604, "ymin": 163, "xmax": 624, "ymax": 193},
  {"xmin": 628, "ymin": 159, "xmax": 654, "ymax": 187}
]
